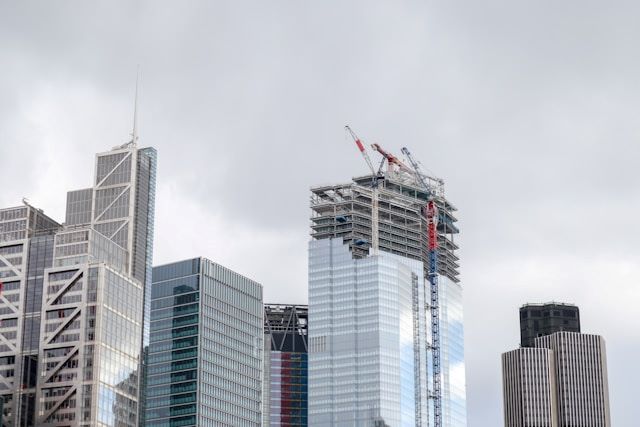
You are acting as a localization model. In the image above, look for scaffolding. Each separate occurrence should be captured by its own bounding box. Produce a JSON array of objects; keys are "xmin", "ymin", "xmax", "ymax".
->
[{"xmin": 310, "ymin": 173, "xmax": 459, "ymax": 283}]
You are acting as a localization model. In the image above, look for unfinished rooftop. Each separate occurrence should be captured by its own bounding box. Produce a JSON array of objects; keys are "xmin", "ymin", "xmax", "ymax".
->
[{"xmin": 310, "ymin": 172, "xmax": 460, "ymax": 283}]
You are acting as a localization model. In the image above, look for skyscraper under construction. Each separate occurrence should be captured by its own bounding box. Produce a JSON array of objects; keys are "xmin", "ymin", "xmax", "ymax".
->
[{"xmin": 308, "ymin": 130, "xmax": 466, "ymax": 426}]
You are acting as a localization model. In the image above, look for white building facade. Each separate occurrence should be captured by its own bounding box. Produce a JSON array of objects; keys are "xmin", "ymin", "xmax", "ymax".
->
[
  {"xmin": 502, "ymin": 347, "xmax": 558, "ymax": 426},
  {"xmin": 537, "ymin": 332, "xmax": 610, "ymax": 426},
  {"xmin": 502, "ymin": 331, "xmax": 611, "ymax": 427}
]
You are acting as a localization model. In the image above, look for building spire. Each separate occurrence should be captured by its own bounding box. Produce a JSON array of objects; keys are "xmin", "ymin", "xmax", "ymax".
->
[{"xmin": 131, "ymin": 67, "xmax": 140, "ymax": 146}]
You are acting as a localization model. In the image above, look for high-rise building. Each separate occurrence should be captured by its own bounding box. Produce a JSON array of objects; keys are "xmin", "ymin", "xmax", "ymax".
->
[
  {"xmin": 536, "ymin": 332, "xmax": 610, "ymax": 426},
  {"xmin": 502, "ymin": 306, "xmax": 611, "ymax": 426},
  {"xmin": 520, "ymin": 303, "xmax": 580, "ymax": 348},
  {"xmin": 263, "ymin": 304, "xmax": 308, "ymax": 426},
  {"xmin": 38, "ymin": 142, "xmax": 156, "ymax": 426},
  {"xmin": 0, "ymin": 204, "xmax": 61, "ymax": 427},
  {"xmin": 145, "ymin": 257, "xmax": 264, "ymax": 427},
  {"xmin": 502, "ymin": 348, "xmax": 558, "ymax": 426},
  {"xmin": 0, "ymin": 138, "xmax": 157, "ymax": 427},
  {"xmin": 308, "ymin": 157, "xmax": 466, "ymax": 426}
]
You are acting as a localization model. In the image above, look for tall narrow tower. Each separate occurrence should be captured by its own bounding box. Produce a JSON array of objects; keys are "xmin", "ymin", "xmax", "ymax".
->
[
  {"xmin": 14, "ymin": 141, "xmax": 157, "ymax": 427},
  {"xmin": 263, "ymin": 304, "xmax": 309, "ymax": 426},
  {"xmin": 33, "ymin": 141, "xmax": 157, "ymax": 426}
]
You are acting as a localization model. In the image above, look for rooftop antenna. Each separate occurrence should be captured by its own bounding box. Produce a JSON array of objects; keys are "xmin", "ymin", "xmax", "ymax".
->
[
  {"xmin": 114, "ymin": 69, "xmax": 141, "ymax": 150},
  {"xmin": 131, "ymin": 67, "xmax": 140, "ymax": 146}
]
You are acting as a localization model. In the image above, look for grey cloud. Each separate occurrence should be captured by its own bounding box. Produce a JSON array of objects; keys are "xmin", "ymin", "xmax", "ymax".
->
[{"xmin": 2, "ymin": 1, "xmax": 639, "ymax": 424}]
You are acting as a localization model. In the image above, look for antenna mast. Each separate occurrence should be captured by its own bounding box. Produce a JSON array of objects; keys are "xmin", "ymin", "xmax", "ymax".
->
[{"xmin": 131, "ymin": 68, "xmax": 139, "ymax": 146}]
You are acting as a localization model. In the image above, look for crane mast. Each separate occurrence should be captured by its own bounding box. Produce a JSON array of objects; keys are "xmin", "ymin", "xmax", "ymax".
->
[
  {"xmin": 403, "ymin": 146, "xmax": 443, "ymax": 427},
  {"xmin": 427, "ymin": 200, "xmax": 442, "ymax": 427}
]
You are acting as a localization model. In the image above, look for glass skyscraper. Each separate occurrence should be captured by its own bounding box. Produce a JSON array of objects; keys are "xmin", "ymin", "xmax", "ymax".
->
[
  {"xmin": 439, "ymin": 276, "xmax": 466, "ymax": 426},
  {"xmin": 0, "ymin": 139, "xmax": 157, "ymax": 426},
  {"xmin": 145, "ymin": 257, "xmax": 264, "ymax": 426},
  {"xmin": 0, "ymin": 204, "xmax": 61, "ymax": 427}
]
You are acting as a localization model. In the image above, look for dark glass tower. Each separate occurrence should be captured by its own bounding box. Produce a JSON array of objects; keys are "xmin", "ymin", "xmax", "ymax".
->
[
  {"xmin": 145, "ymin": 258, "xmax": 264, "ymax": 426},
  {"xmin": 519, "ymin": 302, "xmax": 580, "ymax": 348},
  {"xmin": 263, "ymin": 304, "xmax": 308, "ymax": 426}
]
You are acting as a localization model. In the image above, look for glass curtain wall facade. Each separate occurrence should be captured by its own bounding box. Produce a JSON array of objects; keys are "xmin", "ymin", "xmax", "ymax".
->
[
  {"xmin": 263, "ymin": 304, "xmax": 308, "ymax": 426},
  {"xmin": 36, "ymin": 141, "xmax": 156, "ymax": 427},
  {"xmin": 0, "ymin": 205, "xmax": 60, "ymax": 427},
  {"xmin": 0, "ymin": 139, "xmax": 157, "ymax": 427},
  {"xmin": 145, "ymin": 258, "xmax": 263, "ymax": 427},
  {"xmin": 308, "ymin": 238, "xmax": 428, "ymax": 427},
  {"xmin": 146, "ymin": 259, "xmax": 201, "ymax": 426},
  {"xmin": 439, "ymin": 277, "xmax": 466, "ymax": 426}
]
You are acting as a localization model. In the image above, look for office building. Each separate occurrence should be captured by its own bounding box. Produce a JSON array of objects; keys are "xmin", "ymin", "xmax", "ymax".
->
[
  {"xmin": 0, "ymin": 204, "xmax": 61, "ymax": 427},
  {"xmin": 263, "ymin": 304, "xmax": 308, "ymax": 426},
  {"xmin": 38, "ymin": 141, "xmax": 156, "ymax": 426},
  {"xmin": 537, "ymin": 332, "xmax": 610, "ymax": 426},
  {"xmin": 0, "ymin": 137, "xmax": 157, "ymax": 426},
  {"xmin": 308, "ymin": 146, "xmax": 466, "ymax": 426},
  {"xmin": 502, "ymin": 305, "xmax": 611, "ymax": 426},
  {"xmin": 502, "ymin": 348, "xmax": 557, "ymax": 426},
  {"xmin": 520, "ymin": 303, "xmax": 580, "ymax": 348},
  {"xmin": 145, "ymin": 257, "xmax": 263, "ymax": 426}
]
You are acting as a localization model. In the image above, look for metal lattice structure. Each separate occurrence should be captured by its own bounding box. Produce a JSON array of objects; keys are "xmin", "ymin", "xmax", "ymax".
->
[
  {"xmin": 264, "ymin": 304, "xmax": 308, "ymax": 352},
  {"xmin": 427, "ymin": 200, "xmax": 442, "ymax": 426},
  {"xmin": 0, "ymin": 204, "xmax": 60, "ymax": 427},
  {"xmin": 403, "ymin": 146, "xmax": 445, "ymax": 425}
]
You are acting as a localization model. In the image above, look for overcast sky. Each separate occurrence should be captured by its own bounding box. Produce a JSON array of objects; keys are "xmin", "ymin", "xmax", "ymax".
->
[{"xmin": 1, "ymin": 1, "xmax": 638, "ymax": 424}]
